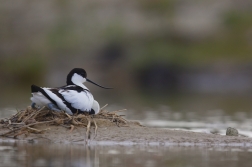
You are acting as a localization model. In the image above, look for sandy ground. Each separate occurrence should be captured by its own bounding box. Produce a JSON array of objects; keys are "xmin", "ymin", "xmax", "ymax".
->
[{"xmin": 1, "ymin": 119, "xmax": 252, "ymax": 146}]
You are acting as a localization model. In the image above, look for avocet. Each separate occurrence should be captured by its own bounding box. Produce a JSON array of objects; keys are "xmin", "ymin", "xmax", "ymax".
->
[{"xmin": 30, "ymin": 68, "xmax": 111, "ymax": 115}]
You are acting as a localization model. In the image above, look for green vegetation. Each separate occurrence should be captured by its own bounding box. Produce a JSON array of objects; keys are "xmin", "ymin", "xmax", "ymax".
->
[
  {"xmin": 140, "ymin": 0, "xmax": 176, "ymax": 15},
  {"xmin": 0, "ymin": 56, "xmax": 45, "ymax": 86},
  {"xmin": 130, "ymin": 10, "xmax": 252, "ymax": 67}
]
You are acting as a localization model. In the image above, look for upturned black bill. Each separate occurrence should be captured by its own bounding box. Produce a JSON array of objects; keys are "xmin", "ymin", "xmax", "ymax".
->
[{"xmin": 87, "ymin": 79, "xmax": 113, "ymax": 89}]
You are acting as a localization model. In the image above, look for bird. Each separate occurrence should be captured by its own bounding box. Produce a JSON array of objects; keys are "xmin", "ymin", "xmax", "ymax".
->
[{"xmin": 30, "ymin": 68, "xmax": 112, "ymax": 115}]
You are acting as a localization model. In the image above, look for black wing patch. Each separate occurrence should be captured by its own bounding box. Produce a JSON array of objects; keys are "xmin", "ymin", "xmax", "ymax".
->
[
  {"xmin": 60, "ymin": 85, "xmax": 90, "ymax": 93},
  {"xmin": 31, "ymin": 84, "xmax": 41, "ymax": 93},
  {"xmin": 31, "ymin": 85, "xmax": 58, "ymax": 107},
  {"xmin": 51, "ymin": 86, "xmax": 92, "ymax": 114},
  {"xmin": 49, "ymin": 88, "xmax": 83, "ymax": 114},
  {"xmin": 31, "ymin": 84, "xmax": 92, "ymax": 115}
]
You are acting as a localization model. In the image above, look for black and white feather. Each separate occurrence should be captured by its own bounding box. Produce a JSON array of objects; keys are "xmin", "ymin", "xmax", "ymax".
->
[{"xmin": 30, "ymin": 68, "xmax": 111, "ymax": 115}]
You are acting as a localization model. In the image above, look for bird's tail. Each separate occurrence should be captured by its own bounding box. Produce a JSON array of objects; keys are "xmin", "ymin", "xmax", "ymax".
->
[{"xmin": 31, "ymin": 84, "xmax": 42, "ymax": 93}]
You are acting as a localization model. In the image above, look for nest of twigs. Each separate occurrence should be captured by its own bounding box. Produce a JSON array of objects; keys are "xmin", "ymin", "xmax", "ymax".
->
[{"xmin": 0, "ymin": 104, "xmax": 127, "ymax": 140}]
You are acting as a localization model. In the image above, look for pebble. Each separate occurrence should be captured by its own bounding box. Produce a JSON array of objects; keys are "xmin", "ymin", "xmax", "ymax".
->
[{"xmin": 226, "ymin": 127, "xmax": 239, "ymax": 136}]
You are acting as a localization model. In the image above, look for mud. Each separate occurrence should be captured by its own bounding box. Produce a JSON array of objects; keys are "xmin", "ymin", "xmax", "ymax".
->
[{"xmin": 1, "ymin": 119, "xmax": 252, "ymax": 146}]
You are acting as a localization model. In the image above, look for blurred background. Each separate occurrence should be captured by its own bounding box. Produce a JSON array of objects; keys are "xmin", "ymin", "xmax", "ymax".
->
[{"xmin": 1, "ymin": 0, "xmax": 252, "ymax": 132}]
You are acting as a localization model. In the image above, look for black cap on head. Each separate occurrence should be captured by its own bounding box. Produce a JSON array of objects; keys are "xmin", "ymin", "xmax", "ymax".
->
[
  {"xmin": 66, "ymin": 68, "xmax": 113, "ymax": 89},
  {"xmin": 67, "ymin": 68, "xmax": 87, "ymax": 85}
]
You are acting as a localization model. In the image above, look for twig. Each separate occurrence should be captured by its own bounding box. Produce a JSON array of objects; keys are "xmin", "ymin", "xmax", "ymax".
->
[
  {"xmin": 22, "ymin": 106, "xmax": 45, "ymax": 123},
  {"xmin": 27, "ymin": 127, "xmax": 50, "ymax": 133},
  {"xmin": 108, "ymin": 109, "xmax": 127, "ymax": 114},
  {"xmin": 0, "ymin": 120, "xmax": 55, "ymax": 137},
  {"xmin": 69, "ymin": 125, "xmax": 75, "ymax": 133},
  {"xmin": 93, "ymin": 119, "xmax": 98, "ymax": 139},
  {"xmin": 65, "ymin": 113, "xmax": 72, "ymax": 119},
  {"xmin": 86, "ymin": 118, "xmax": 91, "ymax": 140},
  {"xmin": 13, "ymin": 130, "xmax": 27, "ymax": 138},
  {"xmin": 0, "ymin": 106, "xmax": 128, "ymax": 139},
  {"xmin": 17, "ymin": 110, "xmax": 28, "ymax": 122},
  {"xmin": 100, "ymin": 104, "xmax": 108, "ymax": 111},
  {"xmin": 9, "ymin": 123, "xmax": 25, "ymax": 125}
]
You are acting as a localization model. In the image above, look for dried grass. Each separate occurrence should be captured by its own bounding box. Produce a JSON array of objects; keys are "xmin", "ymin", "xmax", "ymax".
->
[{"xmin": 0, "ymin": 105, "xmax": 127, "ymax": 139}]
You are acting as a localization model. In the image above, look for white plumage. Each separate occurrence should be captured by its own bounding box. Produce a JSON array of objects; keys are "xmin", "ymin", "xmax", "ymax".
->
[
  {"xmin": 59, "ymin": 87, "xmax": 94, "ymax": 112},
  {"xmin": 30, "ymin": 68, "xmax": 111, "ymax": 115},
  {"xmin": 31, "ymin": 91, "xmax": 51, "ymax": 106}
]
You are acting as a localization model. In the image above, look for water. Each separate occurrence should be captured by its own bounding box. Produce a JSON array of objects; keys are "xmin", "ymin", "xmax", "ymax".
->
[
  {"xmin": 0, "ymin": 141, "xmax": 252, "ymax": 167},
  {"xmin": 1, "ymin": 93, "xmax": 252, "ymax": 166}
]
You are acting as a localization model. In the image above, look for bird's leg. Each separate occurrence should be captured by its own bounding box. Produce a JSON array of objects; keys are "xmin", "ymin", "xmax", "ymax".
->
[
  {"xmin": 86, "ymin": 118, "xmax": 91, "ymax": 140},
  {"xmin": 31, "ymin": 102, "xmax": 38, "ymax": 109},
  {"xmin": 93, "ymin": 118, "xmax": 98, "ymax": 139},
  {"xmin": 47, "ymin": 103, "xmax": 61, "ymax": 112}
]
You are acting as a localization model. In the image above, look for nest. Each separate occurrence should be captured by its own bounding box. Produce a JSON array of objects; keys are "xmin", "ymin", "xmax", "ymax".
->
[{"xmin": 0, "ymin": 104, "xmax": 127, "ymax": 140}]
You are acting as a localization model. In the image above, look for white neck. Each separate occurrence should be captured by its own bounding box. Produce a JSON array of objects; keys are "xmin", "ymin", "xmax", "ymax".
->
[
  {"xmin": 75, "ymin": 83, "xmax": 89, "ymax": 89},
  {"xmin": 71, "ymin": 73, "xmax": 89, "ymax": 89}
]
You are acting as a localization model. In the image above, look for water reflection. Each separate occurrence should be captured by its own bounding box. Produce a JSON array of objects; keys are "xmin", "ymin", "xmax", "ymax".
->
[{"xmin": 0, "ymin": 142, "xmax": 252, "ymax": 167}]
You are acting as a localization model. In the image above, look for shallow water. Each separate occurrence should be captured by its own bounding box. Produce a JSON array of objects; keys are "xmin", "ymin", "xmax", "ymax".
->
[
  {"xmin": 0, "ymin": 141, "xmax": 252, "ymax": 167},
  {"xmin": 1, "ymin": 93, "xmax": 252, "ymax": 166}
]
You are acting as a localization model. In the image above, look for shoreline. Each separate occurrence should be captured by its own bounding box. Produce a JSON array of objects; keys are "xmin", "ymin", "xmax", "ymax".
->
[{"xmin": 1, "ymin": 120, "xmax": 252, "ymax": 147}]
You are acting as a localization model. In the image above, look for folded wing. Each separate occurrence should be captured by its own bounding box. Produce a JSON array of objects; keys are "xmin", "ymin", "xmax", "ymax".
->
[{"xmin": 59, "ymin": 89, "xmax": 94, "ymax": 112}]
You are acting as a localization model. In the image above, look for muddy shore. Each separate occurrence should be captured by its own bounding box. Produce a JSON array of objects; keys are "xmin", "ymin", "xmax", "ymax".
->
[{"xmin": 1, "ymin": 119, "xmax": 252, "ymax": 146}]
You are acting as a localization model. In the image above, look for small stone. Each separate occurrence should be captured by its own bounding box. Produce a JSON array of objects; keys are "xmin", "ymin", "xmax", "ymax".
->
[{"xmin": 226, "ymin": 127, "xmax": 239, "ymax": 136}]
